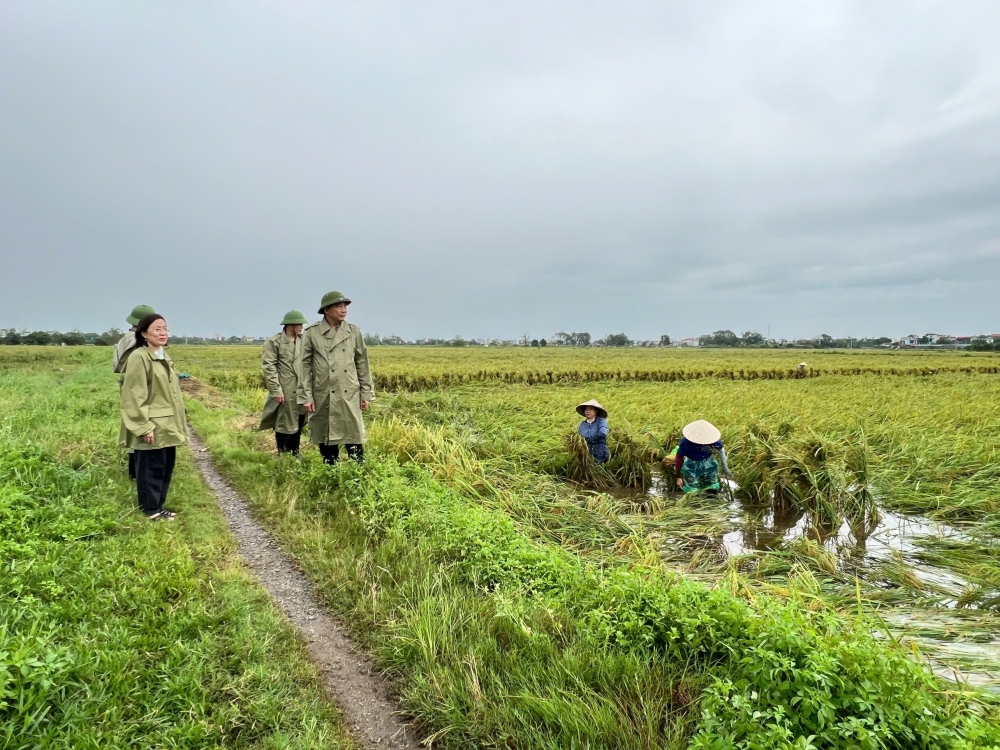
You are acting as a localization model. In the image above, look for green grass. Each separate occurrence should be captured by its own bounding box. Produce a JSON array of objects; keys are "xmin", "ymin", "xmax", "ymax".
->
[
  {"xmin": 184, "ymin": 372, "xmax": 1000, "ymax": 748},
  {"xmin": 0, "ymin": 351, "xmax": 352, "ymax": 749},
  {"xmin": 11, "ymin": 346, "xmax": 1000, "ymax": 747}
]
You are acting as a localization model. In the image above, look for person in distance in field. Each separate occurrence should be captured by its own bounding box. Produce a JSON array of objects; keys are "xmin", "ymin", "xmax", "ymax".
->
[
  {"xmin": 576, "ymin": 399, "xmax": 610, "ymax": 463},
  {"xmin": 114, "ymin": 304, "xmax": 156, "ymax": 480},
  {"xmin": 259, "ymin": 310, "xmax": 308, "ymax": 455},
  {"xmin": 675, "ymin": 420, "xmax": 730, "ymax": 497},
  {"xmin": 120, "ymin": 313, "xmax": 188, "ymax": 520},
  {"xmin": 300, "ymin": 291, "xmax": 375, "ymax": 464},
  {"xmin": 796, "ymin": 361, "xmax": 808, "ymax": 379}
]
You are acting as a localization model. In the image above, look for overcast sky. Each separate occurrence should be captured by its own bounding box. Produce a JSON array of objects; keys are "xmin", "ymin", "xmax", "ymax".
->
[{"xmin": 2, "ymin": 2, "xmax": 999, "ymax": 341}]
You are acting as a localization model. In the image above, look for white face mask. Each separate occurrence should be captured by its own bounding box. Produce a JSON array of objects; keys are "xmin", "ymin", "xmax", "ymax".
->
[{"xmin": 151, "ymin": 347, "xmax": 165, "ymax": 359}]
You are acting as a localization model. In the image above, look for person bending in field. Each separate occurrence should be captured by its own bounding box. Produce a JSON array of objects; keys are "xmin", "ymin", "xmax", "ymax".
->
[
  {"xmin": 576, "ymin": 399, "xmax": 610, "ymax": 463},
  {"xmin": 300, "ymin": 291, "xmax": 375, "ymax": 464},
  {"xmin": 675, "ymin": 419, "xmax": 730, "ymax": 496},
  {"xmin": 114, "ymin": 304, "xmax": 156, "ymax": 480},
  {"xmin": 120, "ymin": 313, "xmax": 187, "ymax": 520},
  {"xmin": 259, "ymin": 310, "xmax": 308, "ymax": 455}
]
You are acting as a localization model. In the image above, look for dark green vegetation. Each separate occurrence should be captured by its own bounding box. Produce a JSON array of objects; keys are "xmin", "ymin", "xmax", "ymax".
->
[
  {"xmin": 177, "ymin": 345, "xmax": 1000, "ymax": 749},
  {"xmin": 0, "ymin": 350, "xmax": 350, "ymax": 749},
  {"xmin": 0, "ymin": 329, "xmax": 269, "ymax": 346}
]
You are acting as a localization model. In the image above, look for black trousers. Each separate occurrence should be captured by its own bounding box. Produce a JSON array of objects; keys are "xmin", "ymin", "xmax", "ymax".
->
[
  {"xmin": 128, "ymin": 451, "xmax": 138, "ymax": 480},
  {"xmin": 136, "ymin": 446, "xmax": 177, "ymax": 515},
  {"xmin": 319, "ymin": 443, "xmax": 364, "ymax": 464},
  {"xmin": 276, "ymin": 414, "xmax": 307, "ymax": 455}
]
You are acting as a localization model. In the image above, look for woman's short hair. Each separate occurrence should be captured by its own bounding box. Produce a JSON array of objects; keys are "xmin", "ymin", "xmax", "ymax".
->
[{"xmin": 135, "ymin": 313, "xmax": 165, "ymax": 348}]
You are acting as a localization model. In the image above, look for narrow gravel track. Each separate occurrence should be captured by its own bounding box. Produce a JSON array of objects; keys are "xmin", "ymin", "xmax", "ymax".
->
[{"xmin": 188, "ymin": 430, "xmax": 421, "ymax": 750}]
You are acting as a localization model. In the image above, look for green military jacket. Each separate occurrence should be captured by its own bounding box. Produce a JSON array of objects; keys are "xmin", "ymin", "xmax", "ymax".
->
[
  {"xmin": 120, "ymin": 347, "xmax": 189, "ymax": 450},
  {"xmin": 112, "ymin": 329, "xmax": 138, "ymax": 373},
  {"xmin": 258, "ymin": 331, "xmax": 306, "ymax": 434},
  {"xmin": 114, "ymin": 328, "xmax": 140, "ymax": 452},
  {"xmin": 299, "ymin": 319, "xmax": 374, "ymax": 445}
]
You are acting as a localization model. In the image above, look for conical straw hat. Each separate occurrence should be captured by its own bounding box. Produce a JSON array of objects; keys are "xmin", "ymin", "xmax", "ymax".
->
[
  {"xmin": 576, "ymin": 399, "xmax": 608, "ymax": 419},
  {"xmin": 798, "ymin": 361, "xmax": 808, "ymax": 368},
  {"xmin": 682, "ymin": 419, "xmax": 721, "ymax": 445}
]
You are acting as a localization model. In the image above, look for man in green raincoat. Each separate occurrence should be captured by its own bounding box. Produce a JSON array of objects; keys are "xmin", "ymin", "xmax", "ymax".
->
[
  {"xmin": 259, "ymin": 310, "xmax": 308, "ymax": 455},
  {"xmin": 114, "ymin": 304, "xmax": 155, "ymax": 373},
  {"xmin": 114, "ymin": 304, "xmax": 155, "ymax": 479},
  {"xmin": 300, "ymin": 291, "xmax": 374, "ymax": 463}
]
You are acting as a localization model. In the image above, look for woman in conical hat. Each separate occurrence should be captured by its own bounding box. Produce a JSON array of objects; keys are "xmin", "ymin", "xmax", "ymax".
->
[
  {"xmin": 674, "ymin": 419, "xmax": 730, "ymax": 495},
  {"xmin": 576, "ymin": 399, "xmax": 609, "ymax": 463}
]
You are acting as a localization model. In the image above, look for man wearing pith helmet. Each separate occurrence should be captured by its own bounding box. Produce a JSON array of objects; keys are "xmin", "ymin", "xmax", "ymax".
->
[
  {"xmin": 300, "ymin": 291, "xmax": 374, "ymax": 463},
  {"xmin": 113, "ymin": 304, "xmax": 156, "ymax": 373},
  {"xmin": 258, "ymin": 310, "xmax": 309, "ymax": 455},
  {"xmin": 114, "ymin": 304, "xmax": 155, "ymax": 480}
]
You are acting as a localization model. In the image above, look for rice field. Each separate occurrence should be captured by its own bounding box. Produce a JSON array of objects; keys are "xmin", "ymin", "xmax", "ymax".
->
[
  {"xmin": 171, "ymin": 343, "xmax": 1000, "ymax": 747},
  {"xmin": 176, "ymin": 344, "xmax": 1000, "ymax": 392},
  {"xmin": 9, "ymin": 345, "xmax": 995, "ymax": 746},
  {"xmin": 367, "ymin": 370, "xmax": 1000, "ymax": 686}
]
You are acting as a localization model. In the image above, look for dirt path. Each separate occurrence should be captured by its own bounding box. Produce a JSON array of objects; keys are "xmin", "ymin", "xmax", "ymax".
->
[{"xmin": 187, "ymin": 431, "xmax": 421, "ymax": 750}]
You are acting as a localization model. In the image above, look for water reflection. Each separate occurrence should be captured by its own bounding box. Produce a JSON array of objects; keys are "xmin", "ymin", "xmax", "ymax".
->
[
  {"xmin": 722, "ymin": 503, "xmax": 808, "ymax": 556},
  {"xmin": 717, "ymin": 501, "xmax": 972, "ymax": 596},
  {"xmin": 722, "ymin": 504, "xmax": 963, "ymax": 560},
  {"xmin": 598, "ymin": 475, "xmax": 999, "ymax": 691},
  {"xmin": 587, "ymin": 477, "xmax": 1000, "ymax": 690},
  {"xmin": 610, "ymin": 474, "xmax": 963, "ymax": 569}
]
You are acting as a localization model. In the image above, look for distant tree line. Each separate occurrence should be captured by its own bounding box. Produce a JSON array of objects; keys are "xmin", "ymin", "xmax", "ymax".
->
[
  {"xmin": 362, "ymin": 334, "xmax": 410, "ymax": 346},
  {"xmin": 6, "ymin": 326, "xmax": 983, "ymax": 350},
  {"xmin": 0, "ymin": 328, "xmax": 270, "ymax": 346},
  {"xmin": 970, "ymin": 341, "xmax": 1000, "ymax": 352},
  {"xmin": 1, "ymin": 328, "xmax": 124, "ymax": 346},
  {"xmin": 551, "ymin": 332, "xmax": 593, "ymax": 347},
  {"xmin": 696, "ymin": 330, "xmax": 894, "ymax": 348}
]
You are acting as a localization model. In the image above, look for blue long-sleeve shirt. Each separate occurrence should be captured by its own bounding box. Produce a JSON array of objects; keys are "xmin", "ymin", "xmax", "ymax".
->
[
  {"xmin": 578, "ymin": 417, "xmax": 610, "ymax": 463},
  {"xmin": 675, "ymin": 437, "xmax": 730, "ymax": 474}
]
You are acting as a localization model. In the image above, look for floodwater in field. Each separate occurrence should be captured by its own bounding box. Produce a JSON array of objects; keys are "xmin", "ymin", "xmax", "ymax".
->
[
  {"xmin": 607, "ymin": 470, "xmax": 974, "ymax": 596},
  {"xmin": 592, "ymin": 471, "xmax": 1000, "ymax": 691},
  {"xmin": 884, "ymin": 610, "xmax": 1000, "ymax": 692},
  {"xmin": 720, "ymin": 505, "xmax": 972, "ymax": 599}
]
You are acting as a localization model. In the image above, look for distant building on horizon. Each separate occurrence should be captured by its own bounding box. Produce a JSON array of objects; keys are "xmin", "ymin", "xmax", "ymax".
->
[{"xmin": 894, "ymin": 332, "xmax": 1000, "ymax": 348}]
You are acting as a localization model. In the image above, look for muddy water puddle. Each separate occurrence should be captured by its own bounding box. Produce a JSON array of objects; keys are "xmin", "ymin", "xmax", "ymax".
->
[
  {"xmin": 590, "ymin": 475, "xmax": 1000, "ymax": 691},
  {"xmin": 721, "ymin": 504, "xmax": 972, "ymax": 597},
  {"xmin": 607, "ymin": 474, "xmax": 973, "ymax": 598}
]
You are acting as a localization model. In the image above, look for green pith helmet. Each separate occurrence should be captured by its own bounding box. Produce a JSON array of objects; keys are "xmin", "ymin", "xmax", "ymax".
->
[
  {"xmin": 281, "ymin": 310, "xmax": 307, "ymax": 326},
  {"xmin": 126, "ymin": 304, "xmax": 156, "ymax": 326},
  {"xmin": 317, "ymin": 291, "xmax": 352, "ymax": 314}
]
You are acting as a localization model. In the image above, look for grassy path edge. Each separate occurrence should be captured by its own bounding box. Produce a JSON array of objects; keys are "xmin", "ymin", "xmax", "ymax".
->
[{"xmin": 187, "ymin": 429, "xmax": 422, "ymax": 750}]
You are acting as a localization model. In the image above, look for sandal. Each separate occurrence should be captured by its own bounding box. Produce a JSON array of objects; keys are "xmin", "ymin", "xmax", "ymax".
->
[
  {"xmin": 160, "ymin": 509, "xmax": 178, "ymax": 518},
  {"xmin": 146, "ymin": 511, "xmax": 163, "ymax": 521}
]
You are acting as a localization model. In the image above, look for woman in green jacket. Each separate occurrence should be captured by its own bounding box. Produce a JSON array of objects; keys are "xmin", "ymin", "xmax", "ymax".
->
[{"xmin": 120, "ymin": 314, "xmax": 188, "ymax": 520}]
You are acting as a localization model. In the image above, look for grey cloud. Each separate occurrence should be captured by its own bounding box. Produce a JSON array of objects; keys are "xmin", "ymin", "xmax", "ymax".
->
[{"xmin": 1, "ymin": 1, "xmax": 999, "ymax": 341}]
